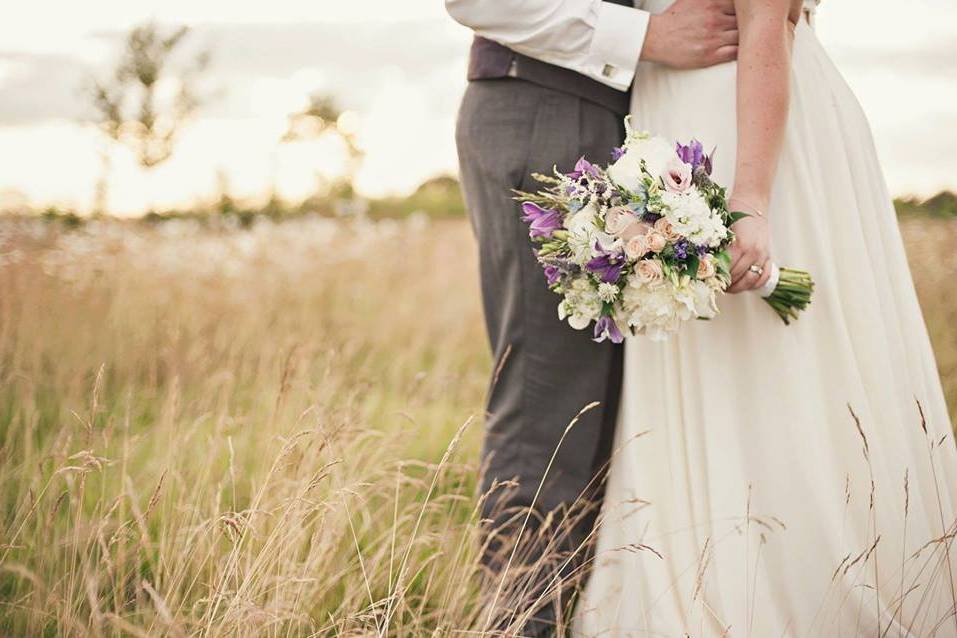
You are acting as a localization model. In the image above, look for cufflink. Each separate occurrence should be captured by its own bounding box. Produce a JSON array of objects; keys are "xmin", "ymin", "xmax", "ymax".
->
[{"xmin": 601, "ymin": 64, "xmax": 616, "ymax": 78}]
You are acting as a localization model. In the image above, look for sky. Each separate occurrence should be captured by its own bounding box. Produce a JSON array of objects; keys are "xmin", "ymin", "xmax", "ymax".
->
[{"xmin": 0, "ymin": 0, "xmax": 955, "ymax": 215}]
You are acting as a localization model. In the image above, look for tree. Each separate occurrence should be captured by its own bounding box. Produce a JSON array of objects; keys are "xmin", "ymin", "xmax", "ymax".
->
[
  {"xmin": 282, "ymin": 94, "xmax": 364, "ymax": 192},
  {"xmin": 89, "ymin": 22, "xmax": 209, "ymax": 212}
]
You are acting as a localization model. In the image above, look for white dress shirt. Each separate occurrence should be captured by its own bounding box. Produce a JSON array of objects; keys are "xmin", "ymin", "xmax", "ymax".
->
[{"xmin": 445, "ymin": 0, "xmax": 650, "ymax": 92}]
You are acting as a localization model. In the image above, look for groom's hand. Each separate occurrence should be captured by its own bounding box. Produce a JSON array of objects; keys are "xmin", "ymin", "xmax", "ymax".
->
[{"xmin": 640, "ymin": 0, "xmax": 738, "ymax": 69}]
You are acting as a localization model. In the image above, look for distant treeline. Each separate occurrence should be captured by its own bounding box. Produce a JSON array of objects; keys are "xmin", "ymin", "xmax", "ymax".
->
[
  {"xmin": 895, "ymin": 191, "xmax": 957, "ymax": 218},
  {"xmin": 9, "ymin": 181, "xmax": 957, "ymax": 228}
]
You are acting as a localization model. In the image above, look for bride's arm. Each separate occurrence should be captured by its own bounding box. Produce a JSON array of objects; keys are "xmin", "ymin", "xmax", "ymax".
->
[{"xmin": 726, "ymin": 0, "xmax": 800, "ymax": 293}]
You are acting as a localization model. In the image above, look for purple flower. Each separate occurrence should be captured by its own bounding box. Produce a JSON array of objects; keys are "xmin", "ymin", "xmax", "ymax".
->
[
  {"xmin": 673, "ymin": 239, "xmax": 690, "ymax": 260},
  {"xmin": 676, "ymin": 139, "xmax": 713, "ymax": 175},
  {"xmin": 567, "ymin": 156, "xmax": 600, "ymax": 180},
  {"xmin": 521, "ymin": 202, "xmax": 562, "ymax": 239},
  {"xmin": 586, "ymin": 252, "xmax": 624, "ymax": 283},
  {"xmin": 543, "ymin": 264, "xmax": 563, "ymax": 286},
  {"xmin": 593, "ymin": 316, "xmax": 624, "ymax": 344},
  {"xmin": 610, "ymin": 146, "xmax": 626, "ymax": 162}
]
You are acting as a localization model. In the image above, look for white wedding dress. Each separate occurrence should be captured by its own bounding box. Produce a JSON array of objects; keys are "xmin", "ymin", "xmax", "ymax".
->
[{"xmin": 574, "ymin": 4, "xmax": 957, "ymax": 637}]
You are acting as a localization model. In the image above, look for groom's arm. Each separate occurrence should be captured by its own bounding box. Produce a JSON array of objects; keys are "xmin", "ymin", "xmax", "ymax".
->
[
  {"xmin": 445, "ymin": 0, "xmax": 740, "ymax": 91},
  {"xmin": 445, "ymin": 0, "xmax": 649, "ymax": 90}
]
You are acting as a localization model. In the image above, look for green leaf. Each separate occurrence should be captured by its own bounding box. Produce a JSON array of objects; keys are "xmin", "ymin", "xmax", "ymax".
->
[
  {"xmin": 728, "ymin": 211, "xmax": 751, "ymax": 224},
  {"xmin": 716, "ymin": 250, "xmax": 732, "ymax": 271},
  {"xmin": 685, "ymin": 254, "xmax": 699, "ymax": 280}
]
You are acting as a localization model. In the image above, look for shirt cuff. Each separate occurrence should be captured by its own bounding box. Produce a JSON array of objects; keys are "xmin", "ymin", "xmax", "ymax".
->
[{"xmin": 587, "ymin": 2, "xmax": 650, "ymax": 91}]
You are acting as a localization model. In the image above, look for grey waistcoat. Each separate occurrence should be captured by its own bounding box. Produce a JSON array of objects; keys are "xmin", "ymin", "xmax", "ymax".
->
[{"xmin": 466, "ymin": 0, "xmax": 634, "ymax": 116}]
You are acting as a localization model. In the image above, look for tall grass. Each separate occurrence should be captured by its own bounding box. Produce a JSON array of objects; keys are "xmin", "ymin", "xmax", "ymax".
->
[{"xmin": 0, "ymin": 215, "xmax": 954, "ymax": 636}]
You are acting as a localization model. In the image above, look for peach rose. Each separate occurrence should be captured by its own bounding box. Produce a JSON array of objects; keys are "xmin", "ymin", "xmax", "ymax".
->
[
  {"xmin": 636, "ymin": 259, "xmax": 664, "ymax": 284},
  {"xmin": 654, "ymin": 217, "xmax": 681, "ymax": 241},
  {"xmin": 604, "ymin": 206, "xmax": 638, "ymax": 237},
  {"xmin": 621, "ymin": 221, "xmax": 653, "ymax": 241},
  {"xmin": 625, "ymin": 235, "xmax": 649, "ymax": 260},
  {"xmin": 646, "ymin": 231, "xmax": 667, "ymax": 253},
  {"xmin": 697, "ymin": 256, "xmax": 716, "ymax": 280}
]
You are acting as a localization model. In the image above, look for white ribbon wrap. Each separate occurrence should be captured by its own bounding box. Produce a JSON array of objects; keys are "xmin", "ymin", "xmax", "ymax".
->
[{"xmin": 757, "ymin": 262, "xmax": 781, "ymax": 299}]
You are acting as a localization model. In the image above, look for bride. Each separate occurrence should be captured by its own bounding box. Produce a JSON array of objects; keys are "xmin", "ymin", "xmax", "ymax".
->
[{"xmin": 574, "ymin": 0, "xmax": 957, "ymax": 635}]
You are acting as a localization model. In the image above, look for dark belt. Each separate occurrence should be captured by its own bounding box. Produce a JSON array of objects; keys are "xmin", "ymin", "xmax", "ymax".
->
[{"xmin": 466, "ymin": 36, "xmax": 631, "ymax": 117}]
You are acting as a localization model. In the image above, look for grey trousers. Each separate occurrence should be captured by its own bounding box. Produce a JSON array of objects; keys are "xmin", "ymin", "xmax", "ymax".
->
[{"xmin": 455, "ymin": 79, "xmax": 625, "ymax": 636}]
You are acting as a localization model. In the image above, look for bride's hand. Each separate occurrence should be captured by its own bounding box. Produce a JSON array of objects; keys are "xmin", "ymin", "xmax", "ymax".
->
[{"xmin": 727, "ymin": 198, "xmax": 772, "ymax": 293}]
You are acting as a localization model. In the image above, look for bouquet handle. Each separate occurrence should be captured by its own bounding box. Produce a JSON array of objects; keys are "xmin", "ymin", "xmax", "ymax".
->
[
  {"xmin": 753, "ymin": 263, "xmax": 815, "ymax": 325},
  {"xmin": 756, "ymin": 262, "xmax": 781, "ymax": 299}
]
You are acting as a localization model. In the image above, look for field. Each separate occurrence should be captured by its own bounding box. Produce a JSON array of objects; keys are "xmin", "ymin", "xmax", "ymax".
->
[{"xmin": 0, "ymin": 214, "xmax": 955, "ymax": 636}]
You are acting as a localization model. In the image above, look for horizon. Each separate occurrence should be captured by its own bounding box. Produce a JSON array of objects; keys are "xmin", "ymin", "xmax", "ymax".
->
[{"xmin": 0, "ymin": 0, "xmax": 955, "ymax": 216}]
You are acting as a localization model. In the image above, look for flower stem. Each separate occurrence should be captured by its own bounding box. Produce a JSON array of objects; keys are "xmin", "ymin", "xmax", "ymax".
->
[{"xmin": 763, "ymin": 267, "xmax": 814, "ymax": 325}]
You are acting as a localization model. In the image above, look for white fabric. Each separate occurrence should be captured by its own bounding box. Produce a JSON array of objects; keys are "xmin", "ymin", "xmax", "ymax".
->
[
  {"xmin": 575, "ymin": 8, "xmax": 957, "ymax": 637},
  {"xmin": 444, "ymin": 0, "xmax": 649, "ymax": 91},
  {"xmin": 756, "ymin": 262, "xmax": 781, "ymax": 299}
]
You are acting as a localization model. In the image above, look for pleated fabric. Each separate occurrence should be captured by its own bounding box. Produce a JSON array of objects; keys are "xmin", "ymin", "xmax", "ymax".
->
[{"xmin": 574, "ymin": 14, "xmax": 957, "ymax": 638}]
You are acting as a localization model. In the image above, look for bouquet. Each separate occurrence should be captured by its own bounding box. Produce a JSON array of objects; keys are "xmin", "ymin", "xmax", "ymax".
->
[{"xmin": 517, "ymin": 122, "xmax": 814, "ymax": 343}]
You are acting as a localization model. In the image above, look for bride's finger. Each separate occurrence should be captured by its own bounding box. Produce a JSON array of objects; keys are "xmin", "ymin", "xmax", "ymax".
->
[
  {"xmin": 729, "ymin": 249, "xmax": 754, "ymax": 282},
  {"xmin": 727, "ymin": 269, "xmax": 758, "ymax": 294},
  {"xmin": 728, "ymin": 242, "xmax": 745, "ymax": 273},
  {"xmin": 751, "ymin": 259, "xmax": 773, "ymax": 290}
]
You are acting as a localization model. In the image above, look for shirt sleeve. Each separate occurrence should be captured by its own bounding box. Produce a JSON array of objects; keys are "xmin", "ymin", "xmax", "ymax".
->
[{"xmin": 445, "ymin": 0, "xmax": 651, "ymax": 92}]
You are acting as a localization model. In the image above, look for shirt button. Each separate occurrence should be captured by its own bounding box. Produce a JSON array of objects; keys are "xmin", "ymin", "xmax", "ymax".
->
[{"xmin": 601, "ymin": 64, "xmax": 616, "ymax": 78}]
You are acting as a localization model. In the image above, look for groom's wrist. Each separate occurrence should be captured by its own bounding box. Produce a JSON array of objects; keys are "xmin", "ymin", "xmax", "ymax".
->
[
  {"xmin": 588, "ymin": 3, "xmax": 650, "ymax": 90},
  {"xmin": 639, "ymin": 14, "xmax": 671, "ymax": 65}
]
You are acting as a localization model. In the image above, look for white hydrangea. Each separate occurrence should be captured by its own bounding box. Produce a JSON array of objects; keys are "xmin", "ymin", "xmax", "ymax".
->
[
  {"xmin": 607, "ymin": 135, "xmax": 676, "ymax": 192},
  {"xmin": 619, "ymin": 276, "xmax": 718, "ymax": 341},
  {"xmin": 660, "ymin": 190, "xmax": 729, "ymax": 248}
]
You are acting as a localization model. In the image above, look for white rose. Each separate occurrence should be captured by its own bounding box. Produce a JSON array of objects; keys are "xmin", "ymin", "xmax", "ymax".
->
[
  {"xmin": 607, "ymin": 151, "xmax": 643, "ymax": 192},
  {"xmin": 634, "ymin": 136, "xmax": 679, "ymax": 179},
  {"xmin": 607, "ymin": 136, "xmax": 677, "ymax": 190}
]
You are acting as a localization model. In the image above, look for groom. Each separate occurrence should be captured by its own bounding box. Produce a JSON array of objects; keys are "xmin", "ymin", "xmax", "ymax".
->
[{"xmin": 447, "ymin": 0, "xmax": 739, "ymax": 634}]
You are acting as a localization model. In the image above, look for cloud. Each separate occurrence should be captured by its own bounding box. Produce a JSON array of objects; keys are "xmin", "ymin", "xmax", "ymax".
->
[
  {"xmin": 830, "ymin": 40, "xmax": 957, "ymax": 79},
  {"xmin": 0, "ymin": 19, "xmax": 470, "ymax": 126},
  {"xmin": 195, "ymin": 20, "xmax": 469, "ymax": 115},
  {"xmin": 0, "ymin": 51, "xmax": 94, "ymax": 124}
]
